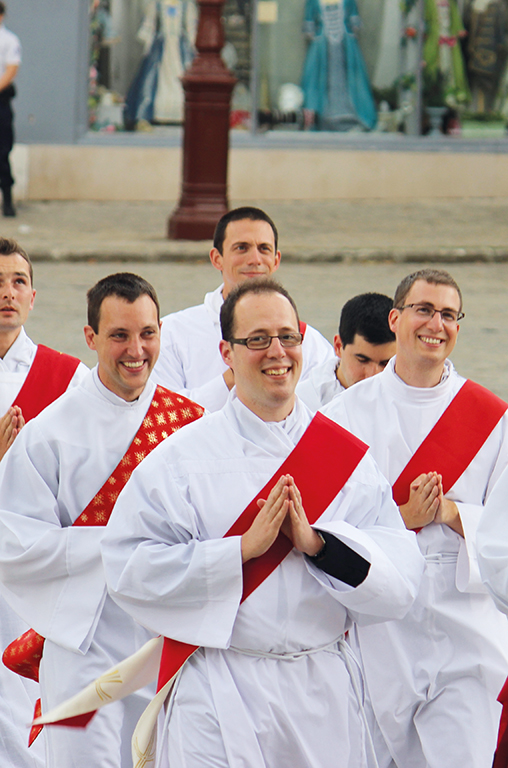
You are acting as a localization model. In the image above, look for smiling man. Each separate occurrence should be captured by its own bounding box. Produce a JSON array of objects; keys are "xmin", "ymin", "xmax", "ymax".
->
[
  {"xmin": 324, "ymin": 268, "xmax": 508, "ymax": 768},
  {"xmin": 152, "ymin": 206, "xmax": 334, "ymax": 410},
  {"xmin": 297, "ymin": 292, "xmax": 395, "ymax": 411},
  {"xmin": 0, "ymin": 273, "xmax": 203, "ymax": 768},
  {"xmin": 100, "ymin": 278, "xmax": 423, "ymax": 768}
]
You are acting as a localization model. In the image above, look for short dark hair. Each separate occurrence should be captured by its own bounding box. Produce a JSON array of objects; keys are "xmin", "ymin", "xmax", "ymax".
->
[
  {"xmin": 220, "ymin": 278, "xmax": 300, "ymax": 342},
  {"xmin": 213, "ymin": 207, "xmax": 279, "ymax": 254},
  {"xmin": 339, "ymin": 293, "xmax": 395, "ymax": 347},
  {"xmin": 87, "ymin": 272, "xmax": 160, "ymax": 333},
  {"xmin": 394, "ymin": 269, "xmax": 462, "ymax": 311},
  {"xmin": 0, "ymin": 4, "xmax": 6, "ymax": 16},
  {"xmin": 0, "ymin": 237, "xmax": 33, "ymax": 284}
]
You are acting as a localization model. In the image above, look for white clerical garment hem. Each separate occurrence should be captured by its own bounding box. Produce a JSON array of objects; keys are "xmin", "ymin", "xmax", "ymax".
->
[
  {"xmin": 101, "ymin": 392, "xmax": 423, "ymax": 767},
  {"xmin": 152, "ymin": 284, "xmax": 335, "ymax": 411},
  {"xmin": 0, "ymin": 327, "xmax": 88, "ymax": 415},
  {"xmin": 323, "ymin": 357, "xmax": 508, "ymax": 768},
  {"xmin": 296, "ymin": 355, "xmax": 345, "ymax": 412}
]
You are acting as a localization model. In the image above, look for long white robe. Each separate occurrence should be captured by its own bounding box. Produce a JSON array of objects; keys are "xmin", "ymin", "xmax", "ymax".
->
[
  {"xmin": 478, "ymin": 465, "xmax": 508, "ymax": 616},
  {"xmin": 323, "ymin": 357, "xmax": 508, "ymax": 768},
  {"xmin": 0, "ymin": 328, "xmax": 88, "ymax": 768},
  {"xmin": 0, "ymin": 369, "xmax": 158, "ymax": 768},
  {"xmin": 296, "ymin": 355, "xmax": 345, "ymax": 412},
  {"xmin": 152, "ymin": 284, "xmax": 335, "ymax": 411},
  {"xmin": 102, "ymin": 392, "xmax": 424, "ymax": 768}
]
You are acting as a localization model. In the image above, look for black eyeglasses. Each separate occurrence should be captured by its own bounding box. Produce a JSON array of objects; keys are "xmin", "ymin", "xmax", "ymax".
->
[
  {"xmin": 229, "ymin": 333, "xmax": 304, "ymax": 350},
  {"xmin": 397, "ymin": 304, "xmax": 465, "ymax": 324}
]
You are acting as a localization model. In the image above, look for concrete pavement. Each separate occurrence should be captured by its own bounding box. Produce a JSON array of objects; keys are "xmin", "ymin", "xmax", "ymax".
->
[{"xmin": 1, "ymin": 197, "xmax": 508, "ymax": 262}]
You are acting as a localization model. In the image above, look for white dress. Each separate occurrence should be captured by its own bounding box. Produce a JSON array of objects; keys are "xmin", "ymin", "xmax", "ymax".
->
[
  {"xmin": 151, "ymin": 284, "xmax": 335, "ymax": 411},
  {"xmin": 0, "ymin": 369, "xmax": 159, "ymax": 768},
  {"xmin": 296, "ymin": 355, "xmax": 345, "ymax": 412},
  {"xmin": 323, "ymin": 357, "xmax": 508, "ymax": 768},
  {"xmin": 0, "ymin": 329, "xmax": 87, "ymax": 768},
  {"xmin": 102, "ymin": 392, "xmax": 424, "ymax": 768}
]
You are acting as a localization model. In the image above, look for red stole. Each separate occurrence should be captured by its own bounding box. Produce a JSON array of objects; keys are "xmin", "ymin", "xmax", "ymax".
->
[
  {"xmin": 392, "ymin": 379, "xmax": 508, "ymax": 507},
  {"xmin": 2, "ymin": 385, "xmax": 204, "ymax": 744},
  {"xmin": 157, "ymin": 412, "xmax": 368, "ymax": 692},
  {"xmin": 12, "ymin": 345, "xmax": 81, "ymax": 422}
]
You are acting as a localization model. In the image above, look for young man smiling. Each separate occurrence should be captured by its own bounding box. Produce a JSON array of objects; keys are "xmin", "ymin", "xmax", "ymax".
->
[
  {"xmin": 324, "ymin": 268, "xmax": 508, "ymax": 768},
  {"xmin": 297, "ymin": 292, "xmax": 396, "ymax": 411},
  {"xmin": 98, "ymin": 278, "xmax": 423, "ymax": 768},
  {"xmin": 152, "ymin": 206, "xmax": 334, "ymax": 410},
  {"xmin": 0, "ymin": 273, "xmax": 203, "ymax": 768}
]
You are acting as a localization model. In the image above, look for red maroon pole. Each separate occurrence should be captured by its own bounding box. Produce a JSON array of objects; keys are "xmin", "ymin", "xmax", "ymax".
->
[{"xmin": 168, "ymin": 0, "xmax": 237, "ymax": 240}]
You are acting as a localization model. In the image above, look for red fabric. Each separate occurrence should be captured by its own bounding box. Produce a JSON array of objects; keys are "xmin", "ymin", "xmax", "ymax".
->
[
  {"xmin": 28, "ymin": 698, "xmax": 43, "ymax": 747},
  {"xmin": 299, "ymin": 321, "xmax": 307, "ymax": 338},
  {"xmin": 3, "ymin": 386, "xmax": 204, "ymax": 743},
  {"xmin": 494, "ymin": 679, "xmax": 508, "ymax": 767},
  {"xmin": 157, "ymin": 412, "xmax": 368, "ymax": 691},
  {"xmin": 73, "ymin": 387, "xmax": 204, "ymax": 526},
  {"xmin": 12, "ymin": 345, "xmax": 81, "ymax": 423},
  {"xmin": 392, "ymin": 380, "xmax": 507, "ymax": 506}
]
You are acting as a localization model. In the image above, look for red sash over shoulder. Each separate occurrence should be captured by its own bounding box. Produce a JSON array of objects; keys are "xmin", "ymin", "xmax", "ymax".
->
[
  {"xmin": 392, "ymin": 379, "xmax": 508, "ymax": 506},
  {"xmin": 3, "ymin": 385, "xmax": 204, "ymax": 745},
  {"xmin": 157, "ymin": 412, "xmax": 368, "ymax": 692},
  {"xmin": 12, "ymin": 345, "xmax": 81, "ymax": 422}
]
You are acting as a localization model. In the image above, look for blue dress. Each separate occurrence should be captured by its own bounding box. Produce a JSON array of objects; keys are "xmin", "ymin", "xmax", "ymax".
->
[{"xmin": 301, "ymin": 0, "xmax": 377, "ymax": 130}]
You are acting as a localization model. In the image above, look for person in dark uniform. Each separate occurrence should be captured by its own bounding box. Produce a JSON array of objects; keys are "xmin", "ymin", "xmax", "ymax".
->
[{"xmin": 0, "ymin": 2, "xmax": 20, "ymax": 217}]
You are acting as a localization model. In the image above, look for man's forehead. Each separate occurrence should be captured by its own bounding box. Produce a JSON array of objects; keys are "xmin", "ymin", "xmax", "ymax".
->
[
  {"xmin": 224, "ymin": 218, "xmax": 275, "ymax": 246},
  {"xmin": 0, "ymin": 253, "xmax": 30, "ymax": 273},
  {"xmin": 406, "ymin": 279, "xmax": 461, "ymax": 308},
  {"xmin": 234, "ymin": 291, "xmax": 298, "ymax": 329},
  {"xmin": 98, "ymin": 294, "xmax": 158, "ymax": 327}
]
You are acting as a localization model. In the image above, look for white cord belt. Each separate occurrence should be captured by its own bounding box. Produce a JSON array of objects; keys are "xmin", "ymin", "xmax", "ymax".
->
[
  {"xmin": 424, "ymin": 552, "xmax": 458, "ymax": 564},
  {"xmin": 228, "ymin": 637, "xmax": 343, "ymax": 660}
]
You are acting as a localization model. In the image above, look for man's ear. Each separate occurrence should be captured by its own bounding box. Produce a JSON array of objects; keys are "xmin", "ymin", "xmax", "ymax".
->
[
  {"xmin": 84, "ymin": 326, "xmax": 97, "ymax": 352},
  {"xmin": 388, "ymin": 308, "xmax": 399, "ymax": 335},
  {"xmin": 210, "ymin": 247, "xmax": 223, "ymax": 273},
  {"xmin": 333, "ymin": 334, "xmax": 343, "ymax": 358},
  {"xmin": 219, "ymin": 339, "xmax": 233, "ymax": 368}
]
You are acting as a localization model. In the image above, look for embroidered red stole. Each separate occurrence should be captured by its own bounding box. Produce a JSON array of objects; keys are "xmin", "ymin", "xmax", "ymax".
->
[
  {"xmin": 392, "ymin": 380, "xmax": 508, "ymax": 507},
  {"xmin": 156, "ymin": 412, "xmax": 368, "ymax": 692},
  {"xmin": 12, "ymin": 345, "xmax": 81, "ymax": 422},
  {"xmin": 2, "ymin": 385, "xmax": 204, "ymax": 744}
]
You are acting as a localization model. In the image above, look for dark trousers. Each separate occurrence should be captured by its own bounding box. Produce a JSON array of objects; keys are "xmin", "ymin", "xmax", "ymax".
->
[{"xmin": 0, "ymin": 98, "xmax": 14, "ymax": 190}]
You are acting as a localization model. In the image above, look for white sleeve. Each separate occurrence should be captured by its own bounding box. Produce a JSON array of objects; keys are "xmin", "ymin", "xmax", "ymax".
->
[
  {"xmin": 67, "ymin": 362, "xmax": 89, "ymax": 389},
  {"xmin": 300, "ymin": 325, "xmax": 334, "ymax": 382},
  {"xmin": 305, "ymin": 455, "xmax": 424, "ymax": 625},
  {"xmin": 102, "ymin": 450, "xmax": 244, "ymax": 647},
  {"xmin": 0, "ymin": 423, "xmax": 106, "ymax": 654},
  {"xmin": 5, "ymin": 34, "xmax": 21, "ymax": 66},
  {"xmin": 477, "ymin": 465, "xmax": 508, "ymax": 614},
  {"xmin": 455, "ymin": 414, "xmax": 508, "ymax": 593}
]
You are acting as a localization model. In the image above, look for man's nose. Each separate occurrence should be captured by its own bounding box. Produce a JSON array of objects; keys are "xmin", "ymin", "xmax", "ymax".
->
[
  {"xmin": 267, "ymin": 337, "xmax": 286, "ymax": 356},
  {"xmin": 427, "ymin": 310, "xmax": 444, "ymax": 331},
  {"xmin": 127, "ymin": 336, "xmax": 144, "ymax": 357}
]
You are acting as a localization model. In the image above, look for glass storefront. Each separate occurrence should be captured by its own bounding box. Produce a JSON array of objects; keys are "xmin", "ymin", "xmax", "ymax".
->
[{"xmin": 88, "ymin": 0, "xmax": 508, "ymax": 138}]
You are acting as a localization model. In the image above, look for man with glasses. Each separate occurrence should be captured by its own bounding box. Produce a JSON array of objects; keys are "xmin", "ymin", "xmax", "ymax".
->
[
  {"xmin": 324, "ymin": 268, "xmax": 508, "ymax": 768},
  {"xmin": 100, "ymin": 278, "xmax": 423, "ymax": 768},
  {"xmin": 152, "ymin": 206, "xmax": 334, "ymax": 410}
]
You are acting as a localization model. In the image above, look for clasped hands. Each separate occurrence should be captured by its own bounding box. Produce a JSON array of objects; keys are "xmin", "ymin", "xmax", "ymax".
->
[
  {"xmin": 241, "ymin": 474, "xmax": 323, "ymax": 563},
  {"xmin": 399, "ymin": 471, "xmax": 463, "ymax": 536},
  {"xmin": 0, "ymin": 406, "xmax": 24, "ymax": 461}
]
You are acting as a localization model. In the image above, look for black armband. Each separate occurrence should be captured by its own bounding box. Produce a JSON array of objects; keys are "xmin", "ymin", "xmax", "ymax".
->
[{"xmin": 306, "ymin": 529, "xmax": 370, "ymax": 587}]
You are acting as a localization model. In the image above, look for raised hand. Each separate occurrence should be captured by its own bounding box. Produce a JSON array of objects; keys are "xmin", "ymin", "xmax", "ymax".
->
[
  {"xmin": 399, "ymin": 472, "xmax": 440, "ymax": 530},
  {"xmin": 241, "ymin": 475, "xmax": 291, "ymax": 563}
]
